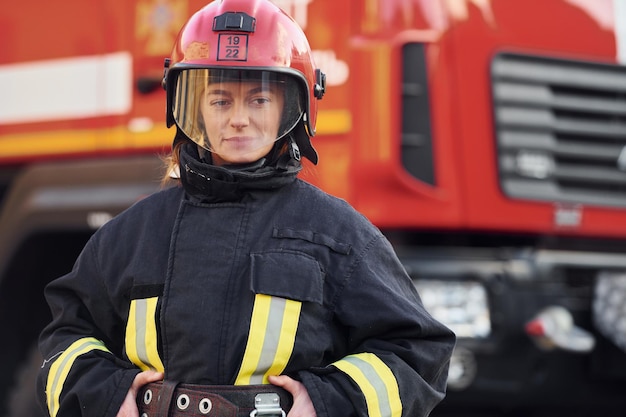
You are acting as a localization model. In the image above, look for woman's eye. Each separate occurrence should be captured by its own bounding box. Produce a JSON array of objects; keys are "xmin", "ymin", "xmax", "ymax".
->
[
  {"xmin": 211, "ymin": 99, "xmax": 230, "ymax": 107},
  {"xmin": 251, "ymin": 97, "xmax": 270, "ymax": 105}
]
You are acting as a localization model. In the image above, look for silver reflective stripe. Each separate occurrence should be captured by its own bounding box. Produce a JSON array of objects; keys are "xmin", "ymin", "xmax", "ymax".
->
[
  {"xmin": 250, "ymin": 297, "xmax": 286, "ymax": 384},
  {"xmin": 125, "ymin": 297, "xmax": 164, "ymax": 372},
  {"xmin": 46, "ymin": 338, "xmax": 110, "ymax": 417},
  {"xmin": 333, "ymin": 353, "xmax": 402, "ymax": 417},
  {"xmin": 235, "ymin": 294, "xmax": 302, "ymax": 385}
]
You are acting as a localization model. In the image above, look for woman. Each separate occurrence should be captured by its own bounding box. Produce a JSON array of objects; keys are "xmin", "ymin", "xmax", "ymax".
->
[{"xmin": 37, "ymin": 1, "xmax": 455, "ymax": 416}]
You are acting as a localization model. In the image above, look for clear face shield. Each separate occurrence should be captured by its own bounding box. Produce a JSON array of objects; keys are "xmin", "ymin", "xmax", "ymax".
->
[{"xmin": 172, "ymin": 69, "xmax": 304, "ymax": 164}]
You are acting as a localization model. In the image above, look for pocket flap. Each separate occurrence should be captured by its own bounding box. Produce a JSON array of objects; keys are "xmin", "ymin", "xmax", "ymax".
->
[{"xmin": 250, "ymin": 251, "xmax": 324, "ymax": 304}]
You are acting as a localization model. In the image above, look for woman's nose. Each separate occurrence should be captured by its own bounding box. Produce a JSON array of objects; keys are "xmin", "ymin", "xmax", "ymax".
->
[{"xmin": 229, "ymin": 101, "xmax": 249, "ymax": 128}]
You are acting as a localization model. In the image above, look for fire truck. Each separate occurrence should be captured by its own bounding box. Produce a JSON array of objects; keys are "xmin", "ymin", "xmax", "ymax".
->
[{"xmin": 2, "ymin": 0, "xmax": 626, "ymax": 415}]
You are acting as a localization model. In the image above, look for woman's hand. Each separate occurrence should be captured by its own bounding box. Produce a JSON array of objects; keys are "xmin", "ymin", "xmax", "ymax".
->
[
  {"xmin": 116, "ymin": 370, "xmax": 164, "ymax": 417},
  {"xmin": 269, "ymin": 375, "xmax": 317, "ymax": 417}
]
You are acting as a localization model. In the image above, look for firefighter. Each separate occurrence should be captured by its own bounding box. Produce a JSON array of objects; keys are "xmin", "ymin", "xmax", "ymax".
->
[{"xmin": 37, "ymin": 1, "xmax": 455, "ymax": 416}]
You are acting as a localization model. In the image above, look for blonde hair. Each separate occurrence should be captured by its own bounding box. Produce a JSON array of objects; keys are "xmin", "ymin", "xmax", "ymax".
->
[{"xmin": 160, "ymin": 141, "xmax": 184, "ymax": 186}]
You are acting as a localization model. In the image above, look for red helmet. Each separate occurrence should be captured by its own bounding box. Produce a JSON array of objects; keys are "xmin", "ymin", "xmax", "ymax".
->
[{"xmin": 163, "ymin": 0, "xmax": 326, "ymax": 164}]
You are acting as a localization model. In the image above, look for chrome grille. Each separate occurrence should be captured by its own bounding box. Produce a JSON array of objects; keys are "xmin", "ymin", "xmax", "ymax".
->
[{"xmin": 492, "ymin": 53, "xmax": 626, "ymax": 207}]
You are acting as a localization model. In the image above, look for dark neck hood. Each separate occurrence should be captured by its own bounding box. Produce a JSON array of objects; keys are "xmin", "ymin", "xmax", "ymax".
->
[{"xmin": 179, "ymin": 142, "xmax": 301, "ymax": 203}]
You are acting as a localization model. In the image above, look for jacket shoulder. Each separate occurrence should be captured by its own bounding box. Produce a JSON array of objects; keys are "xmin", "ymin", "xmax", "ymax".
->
[
  {"xmin": 286, "ymin": 180, "xmax": 382, "ymax": 237},
  {"xmin": 94, "ymin": 185, "xmax": 183, "ymax": 240},
  {"xmin": 292, "ymin": 180, "xmax": 368, "ymax": 216}
]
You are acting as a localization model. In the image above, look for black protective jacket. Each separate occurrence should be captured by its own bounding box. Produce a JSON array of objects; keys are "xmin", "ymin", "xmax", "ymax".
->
[{"xmin": 38, "ymin": 145, "xmax": 455, "ymax": 417}]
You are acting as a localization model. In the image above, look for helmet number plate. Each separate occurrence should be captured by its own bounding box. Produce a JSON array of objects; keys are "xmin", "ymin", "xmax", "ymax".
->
[{"xmin": 217, "ymin": 34, "xmax": 249, "ymax": 61}]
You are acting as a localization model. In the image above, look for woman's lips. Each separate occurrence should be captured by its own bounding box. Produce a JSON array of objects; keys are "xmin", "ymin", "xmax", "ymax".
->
[
  {"xmin": 224, "ymin": 136, "xmax": 255, "ymax": 143},
  {"xmin": 222, "ymin": 136, "xmax": 258, "ymax": 149}
]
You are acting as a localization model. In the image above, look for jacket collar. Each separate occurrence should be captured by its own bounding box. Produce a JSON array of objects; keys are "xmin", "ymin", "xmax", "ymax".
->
[{"xmin": 179, "ymin": 142, "xmax": 301, "ymax": 203}]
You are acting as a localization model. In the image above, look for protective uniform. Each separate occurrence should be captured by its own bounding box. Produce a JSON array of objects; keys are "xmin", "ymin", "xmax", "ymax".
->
[{"xmin": 37, "ymin": 1, "xmax": 455, "ymax": 416}]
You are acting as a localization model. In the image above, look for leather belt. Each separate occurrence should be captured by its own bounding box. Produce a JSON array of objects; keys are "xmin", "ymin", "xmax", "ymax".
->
[{"xmin": 136, "ymin": 381, "xmax": 293, "ymax": 417}]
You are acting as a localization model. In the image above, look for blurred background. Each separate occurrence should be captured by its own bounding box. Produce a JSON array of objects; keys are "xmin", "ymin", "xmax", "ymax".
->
[{"xmin": 2, "ymin": 0, "xmax": 626, "ymax": 415}]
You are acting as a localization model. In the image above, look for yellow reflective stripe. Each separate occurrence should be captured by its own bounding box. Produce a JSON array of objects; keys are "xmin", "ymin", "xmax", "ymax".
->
[
  {"xmin": 46, "ymin": 337, "xmax": 110, "ymax": 417},
  {"xmin": 235, "ymin": 294, "xmax": 302, "ymax": 385},
  {"xmin": 236, "ymin": 294, "xmax": 271, "ymax": 385},
  {"xmin": 333, "ymin": 353, "xmax": 402, "ymax": 417},
  {"xmin": 262, "ymin": 298, "xmax": 301, "ymax": 381},
  {"xmin": 125, "ymin": 297, "xmax": 164, "ymax": 372}
]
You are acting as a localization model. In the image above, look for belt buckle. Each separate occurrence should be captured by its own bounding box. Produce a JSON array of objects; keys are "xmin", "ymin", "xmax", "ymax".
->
[{"xmin": 249, "ymin": 393, "xmax": 286, "ymax": 417}]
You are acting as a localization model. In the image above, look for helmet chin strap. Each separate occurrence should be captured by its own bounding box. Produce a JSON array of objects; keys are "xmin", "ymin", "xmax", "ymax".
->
[{"xmin": 289, "ymin": 139, "xmax": 301, "ymax": 162}]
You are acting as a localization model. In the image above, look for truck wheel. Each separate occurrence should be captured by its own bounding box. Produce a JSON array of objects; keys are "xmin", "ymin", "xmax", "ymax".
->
[{"xmin": 5, "ymin": 344, "xmax": 47, "ymax": 417}]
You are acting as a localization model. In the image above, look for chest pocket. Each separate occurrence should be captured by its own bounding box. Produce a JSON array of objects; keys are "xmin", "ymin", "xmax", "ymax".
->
[
  {"xmin": 250, "ymin": 250, "xmax": 324, "ymax": 303},
  {"xmin": 235, "ymin": 251, "xmax": 324, "ymax": 385}
]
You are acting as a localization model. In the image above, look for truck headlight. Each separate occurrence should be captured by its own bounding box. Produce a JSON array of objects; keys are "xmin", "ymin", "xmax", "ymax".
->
[{"xmin": 414, "ymin": 280, "xmax": 491, "ymax": 338}]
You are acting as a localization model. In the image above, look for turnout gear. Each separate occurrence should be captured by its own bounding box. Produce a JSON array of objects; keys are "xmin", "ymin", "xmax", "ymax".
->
[{"xmin": 37, "ymin": 155, "xmax": 454, "ymax": 416}]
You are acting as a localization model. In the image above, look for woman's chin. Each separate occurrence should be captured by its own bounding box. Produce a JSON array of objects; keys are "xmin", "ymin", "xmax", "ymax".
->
[
  {"xmin": 213, "ymin": 144, "xmax": 274, "ymax": 165},
  {"xmin": 213, "ymin": 151, "xmax": 266, "ymax": 166}
]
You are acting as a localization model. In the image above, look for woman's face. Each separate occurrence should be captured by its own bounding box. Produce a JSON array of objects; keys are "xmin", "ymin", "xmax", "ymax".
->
[{"xmin": 200, "ymin": 80, "xmax": 285, "ymax": 165}]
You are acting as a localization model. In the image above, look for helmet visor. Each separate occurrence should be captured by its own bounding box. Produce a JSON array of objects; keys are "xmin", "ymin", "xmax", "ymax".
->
[{"xmin": 172, "ymin": 69, "xmax": 304, "ymax": 163}]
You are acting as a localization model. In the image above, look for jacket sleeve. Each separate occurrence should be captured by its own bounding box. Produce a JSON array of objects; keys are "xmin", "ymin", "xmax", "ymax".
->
[
  {"xmin": 37, "ymin": 236, "xmax": 140, "ymax": 417},
  {"xmin": 299, "ymin": 234, "xmax": 456, "ymax": 417}
]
